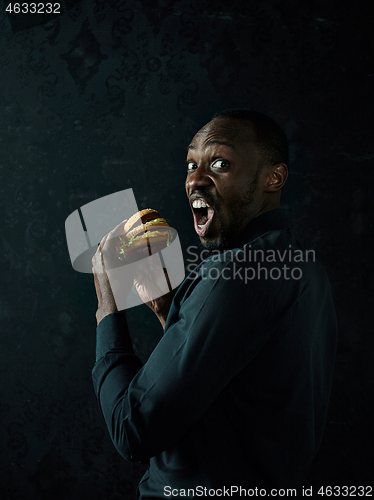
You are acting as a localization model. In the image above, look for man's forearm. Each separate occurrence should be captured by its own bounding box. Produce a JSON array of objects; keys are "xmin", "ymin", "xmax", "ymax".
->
[
  {"xmin": 94, "ymin": 312, "xmax": 135, "ymax": 360},
  {"xmin": 92, "ymin": 312, "xmax": 144, "ymax": 460}
]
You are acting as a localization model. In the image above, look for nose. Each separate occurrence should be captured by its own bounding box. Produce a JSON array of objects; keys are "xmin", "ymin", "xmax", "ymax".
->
[{"xmin": 185, "ymin": 165, "xmax": 212, "ymax": 193}]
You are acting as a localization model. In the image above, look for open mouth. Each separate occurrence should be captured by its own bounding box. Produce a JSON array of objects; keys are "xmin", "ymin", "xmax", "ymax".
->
[{"xmin": 191, "ymin": 199, "xmax": 215, "ymax": 237}]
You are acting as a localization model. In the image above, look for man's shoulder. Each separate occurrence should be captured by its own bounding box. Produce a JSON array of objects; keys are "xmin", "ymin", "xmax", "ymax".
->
[
  {"xmin": 170, "ymin": 226, "xmax": 335, "ymax": 341},
  {"xmin": 178, "ymin": 221, "xmax": 332, "ymax": 308},
  {"xmin": 202, "ymin": 226, "xmax": 330, "ymax": 304}
]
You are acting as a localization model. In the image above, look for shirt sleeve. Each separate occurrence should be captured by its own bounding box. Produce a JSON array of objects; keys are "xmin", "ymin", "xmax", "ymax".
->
[{"xmin": 92, "ymin": 261, "xmax": 272, "ymax": 463}]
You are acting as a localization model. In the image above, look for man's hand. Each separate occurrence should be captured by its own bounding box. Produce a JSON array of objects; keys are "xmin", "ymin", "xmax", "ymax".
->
[
  {"xmin": 92, "ymin": 233, "xmax": 119, "ymax": 325},
  {"xmin": 133, "ymin": 253, "xmax": 176, "ymax": 329},
  {"xmin": 92, "ymin": 220, "xmax": 134, "ymax": 325},
  {"xmin": 92, "ymin": 219, "xmax": 175, "ymax": 328}
]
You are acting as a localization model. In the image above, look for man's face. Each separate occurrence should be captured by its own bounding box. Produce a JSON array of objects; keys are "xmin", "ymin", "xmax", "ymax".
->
[{"xmin": 185, "ymin": 118, "xmax": 264, "ymax": 251}]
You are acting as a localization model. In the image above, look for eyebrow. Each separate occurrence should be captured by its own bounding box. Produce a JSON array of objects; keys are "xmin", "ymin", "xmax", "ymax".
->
[{"xmin": 187, "ymin": 140, "xmax": 235, "ymax": 151}]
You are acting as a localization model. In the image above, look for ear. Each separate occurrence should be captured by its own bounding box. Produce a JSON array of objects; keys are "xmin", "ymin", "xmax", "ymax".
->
[{"xmin": 263, "ymin": 164, "xmax": 288, "ymax": 193}]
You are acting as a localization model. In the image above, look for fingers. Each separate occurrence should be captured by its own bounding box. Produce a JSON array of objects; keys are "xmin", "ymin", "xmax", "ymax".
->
[
  {"xmin": 102, "ymin": 219, "xmax": 130, "ymax": 265},
  {"xmin": 92, "ymin": 218, "xmax": 129, "ymax": 271},
  {"xmin": 92, "ymin": 233, "xmax": 107, "ymax": 271},
  {"xmin": 92, "ymin": 268, "xmax": 102, "ymax": 305},
  {"xmin": 92, "ymin": 219, "xmax": 132, "ymax": 320},
  {"xmin": 105, "ymin": 218, "xmax": 128, "ymax": 245},
  {"xmin": 135, "ymin": 253, "xmax": 175, "ymax": 287}
]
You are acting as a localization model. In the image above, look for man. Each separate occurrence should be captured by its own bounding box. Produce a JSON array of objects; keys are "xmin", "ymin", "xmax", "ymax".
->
[{"xmin": 92, "ymin": 110, "xmax": 337, "ymax": 498}]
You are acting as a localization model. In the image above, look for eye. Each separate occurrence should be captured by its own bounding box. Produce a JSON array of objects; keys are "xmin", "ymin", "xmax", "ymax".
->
[
  {"xmin": 187, "ymin": 161, "xmax": 198, "ymax": 171},
  {"xmin": 211, "ymin": 159, "xmax": 230, "ymax": 169}
]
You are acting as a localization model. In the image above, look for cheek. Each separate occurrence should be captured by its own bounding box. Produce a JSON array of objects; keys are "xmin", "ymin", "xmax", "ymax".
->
[{"xmin": 217, "ymin": 184, "xmax": 239, "ymax": 205}]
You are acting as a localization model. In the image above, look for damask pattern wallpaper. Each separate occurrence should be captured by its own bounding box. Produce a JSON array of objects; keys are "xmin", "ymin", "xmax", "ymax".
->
[{"xmin": 0, "ymin": 0, "xmax": 372, "ymax": 498}]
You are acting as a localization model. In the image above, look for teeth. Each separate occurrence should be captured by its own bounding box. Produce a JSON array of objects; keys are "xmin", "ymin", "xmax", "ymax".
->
[{"xmin": 192, "ymin": 199, "xmax": 210, "ymax": 208}]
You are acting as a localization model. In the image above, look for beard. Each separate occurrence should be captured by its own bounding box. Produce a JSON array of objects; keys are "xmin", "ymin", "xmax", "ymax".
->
[{"xmin": 199, "ymin": 170, "xmax": 260, "ymax": 254}]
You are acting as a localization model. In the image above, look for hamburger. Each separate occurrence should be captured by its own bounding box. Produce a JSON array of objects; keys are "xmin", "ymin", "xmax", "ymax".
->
[{"xmin": 118, "ymin": 209, "xmax": 175, "ymax": 262}]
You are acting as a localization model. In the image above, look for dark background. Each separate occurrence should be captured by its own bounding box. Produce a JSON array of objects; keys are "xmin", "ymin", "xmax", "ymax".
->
[{"xmin": 0, "ymin": 0, "xmax": 373, "ymax": 498}]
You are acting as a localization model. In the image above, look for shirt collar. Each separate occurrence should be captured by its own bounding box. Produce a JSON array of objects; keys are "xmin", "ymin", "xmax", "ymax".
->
[{"xmin": 232, "ymin": 208, "xmax": 291, "ymax": 248}]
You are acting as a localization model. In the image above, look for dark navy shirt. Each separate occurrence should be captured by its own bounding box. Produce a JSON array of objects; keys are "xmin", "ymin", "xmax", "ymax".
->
[{"xmin": 92, "ymin": 209, "xmax": 338, "ymax": 498}]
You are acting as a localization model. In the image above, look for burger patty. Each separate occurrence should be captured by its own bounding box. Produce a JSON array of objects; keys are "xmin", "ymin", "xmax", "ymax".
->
[
  {"xmin": 126, "ymin": 228, "xmax": 173, "ymax": 247},
  {"xmin": 118, "ymin": 209, "xmax": 173, "ymax": 258}
]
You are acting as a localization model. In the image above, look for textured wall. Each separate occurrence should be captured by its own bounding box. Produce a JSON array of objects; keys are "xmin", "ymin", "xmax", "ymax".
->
[{"xmin": 0, "ymin": 0, "xmax": 372, "ymax": 498}]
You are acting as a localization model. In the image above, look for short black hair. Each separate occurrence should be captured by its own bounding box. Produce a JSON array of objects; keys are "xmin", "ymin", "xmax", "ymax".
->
[{"xmin": 212, "ymin": 109, "xmax": 289, "ymax": 167}]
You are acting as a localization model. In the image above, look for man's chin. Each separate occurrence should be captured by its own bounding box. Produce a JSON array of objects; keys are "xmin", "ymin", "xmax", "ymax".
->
[
  {"xmin": 197, "ymin": 216, "xmax": 237, "ymax": 253},
  {"xmin": 199, "ymin": 235, "xmax": 230, "ymax": 254}
]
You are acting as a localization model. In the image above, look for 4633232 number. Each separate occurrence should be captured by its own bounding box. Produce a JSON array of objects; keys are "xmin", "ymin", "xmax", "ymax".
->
[
  {"xmin": 318, "ymin": 486, "xmax": 372, "ymax": 497},
  {"xmin": 6, "ymin": 3, "xmax": 61, "ymax": 14}
]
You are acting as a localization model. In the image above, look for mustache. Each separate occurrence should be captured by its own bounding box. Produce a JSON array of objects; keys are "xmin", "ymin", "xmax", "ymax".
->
[{"xmin": 189, "ymin": 190, "xmax": 220, "ymax": 211}]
